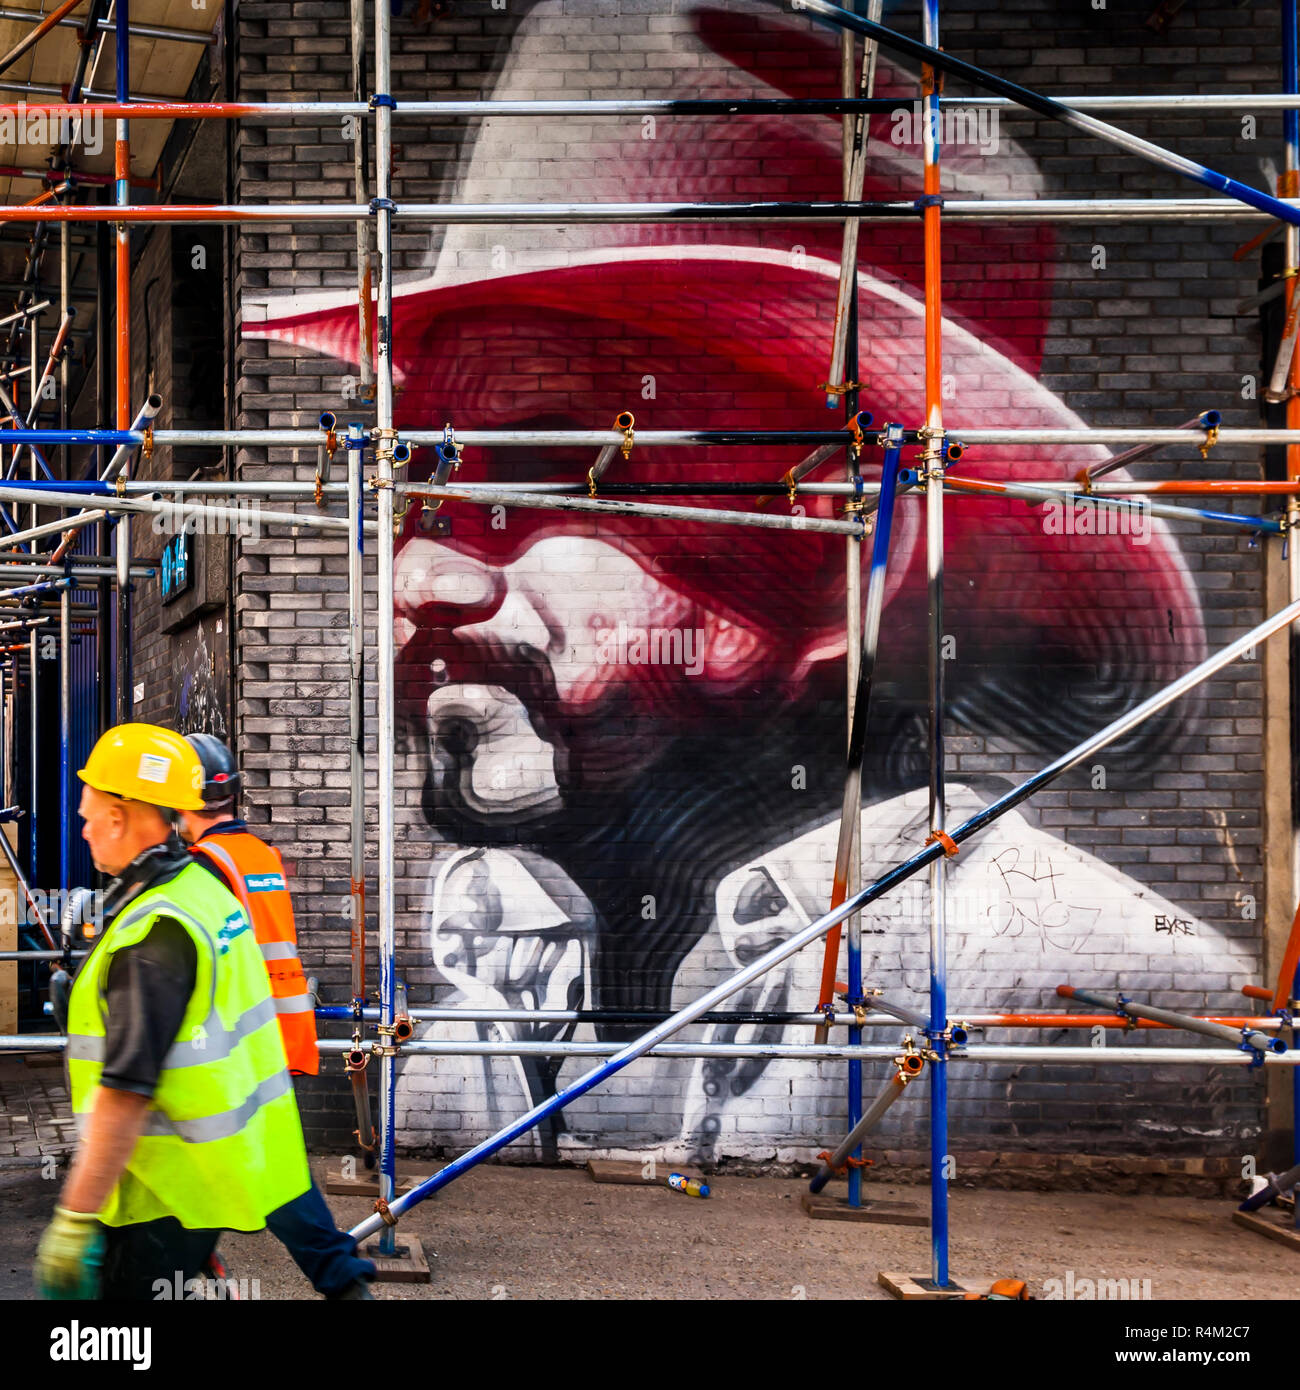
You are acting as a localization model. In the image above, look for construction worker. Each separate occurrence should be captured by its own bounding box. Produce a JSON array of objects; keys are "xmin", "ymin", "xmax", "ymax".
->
[
  {"xmin": 179, "ymin": 732, "xmax": 375, "ymax": 1301},
  {"xmin": 36, "ymin": 723, "xmax": 312, "ymax": 1300}
]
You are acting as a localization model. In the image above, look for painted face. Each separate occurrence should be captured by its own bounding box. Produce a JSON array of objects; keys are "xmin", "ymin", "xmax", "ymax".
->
[{"xmin": 250, "ymin": 0, "xmax": 1205, "ymax": 819}]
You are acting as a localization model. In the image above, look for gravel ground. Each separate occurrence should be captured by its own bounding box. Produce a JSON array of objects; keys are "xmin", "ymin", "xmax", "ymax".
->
[{"xmin": 2, "ymin": 1157, "xmax": 1290, "ymax": 1301}]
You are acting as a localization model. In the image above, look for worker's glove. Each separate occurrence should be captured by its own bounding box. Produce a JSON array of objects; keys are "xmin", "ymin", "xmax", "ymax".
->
[{"xmin": 35, "ymin": 1206, "xmax": 105, "ymax": 1300}]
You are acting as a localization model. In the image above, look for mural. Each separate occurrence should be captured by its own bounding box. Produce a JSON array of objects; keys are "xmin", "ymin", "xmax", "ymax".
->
[{"xmin": 246, "ymin": 0, "xmax": 1254, "ymax": 1160}]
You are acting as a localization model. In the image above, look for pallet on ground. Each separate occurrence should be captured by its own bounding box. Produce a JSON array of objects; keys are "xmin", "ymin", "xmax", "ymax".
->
[{"xmin": 1232, "ymin": 1208, "xmax": 1300, "ymax": 1250}]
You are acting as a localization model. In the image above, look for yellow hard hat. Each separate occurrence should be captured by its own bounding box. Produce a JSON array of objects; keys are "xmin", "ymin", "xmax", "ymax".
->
[{"xmin": 77, "ymin": 723, "xmax": 205, "ymax": 811}]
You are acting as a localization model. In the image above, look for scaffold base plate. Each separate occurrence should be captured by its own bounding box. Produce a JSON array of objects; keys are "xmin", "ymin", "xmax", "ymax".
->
[
  {"xmin": 878, "ymin": 1272, "xmax": 988, "ymax": 1300},
  {"xmin": 801, "ymin": 1193, "xmax": 926, "ymax": 1225},
  {"xmin": 1231, "ymin": 1209, "xmax": 1300, "ymax": 1250},
  {"xmin": 324, "ymin": 1166, "xmax": 428, "ymax": 1196},
  {"xmin": 360, "ymin": 1233, "xmax": 433, "ymax": 1284}
]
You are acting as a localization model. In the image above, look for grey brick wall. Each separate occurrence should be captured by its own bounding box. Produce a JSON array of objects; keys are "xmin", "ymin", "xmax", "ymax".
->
[{"xmin": 215, "ymin": 0, "xmax": 1288, "ymax": 1164}]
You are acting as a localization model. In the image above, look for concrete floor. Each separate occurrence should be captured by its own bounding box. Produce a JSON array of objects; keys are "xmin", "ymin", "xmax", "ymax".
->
[{"xmin": 3, "ymin": 1157, "xmax": 1291, "ymax": 1300}]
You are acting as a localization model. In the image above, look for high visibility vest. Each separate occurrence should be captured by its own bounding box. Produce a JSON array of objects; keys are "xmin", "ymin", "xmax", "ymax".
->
[
  {"xmin": 191, "ymin": 831, "xmax": 319, "ymax": 1076},
  {"xmin": 66, "ymin": 861, "xmax": 311, "ymax": 1231}
]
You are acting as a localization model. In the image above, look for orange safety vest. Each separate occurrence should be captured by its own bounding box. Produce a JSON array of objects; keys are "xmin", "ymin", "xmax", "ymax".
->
[{"xmin": 190, "ymin": 831, "xmax": 319, "ymax": 1076}]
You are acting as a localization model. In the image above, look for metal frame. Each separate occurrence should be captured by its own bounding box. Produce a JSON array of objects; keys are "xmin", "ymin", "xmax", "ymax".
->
[{"xmin": 0, "ymin": 0, "xmax": 1297, "ymax": 1293}]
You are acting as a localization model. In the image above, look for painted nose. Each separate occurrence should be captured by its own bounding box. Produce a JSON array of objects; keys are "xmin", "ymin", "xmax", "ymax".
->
[{"xmin": 395, "ymin": 541, "xmax": 504, "ymax": 628}]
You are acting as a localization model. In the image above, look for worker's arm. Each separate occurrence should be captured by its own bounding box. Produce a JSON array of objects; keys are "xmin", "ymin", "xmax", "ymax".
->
[
  {"xmin": 35, "ymin": 1086, "xmax": 151, "ymax": 1298},
  {"xmin": 36, "ymin": 918, "xmax": 197, "ymax": 1299},
  {"xmin": 59, "ymin": 1085, "xmax": 152, "ymax": 1213}
]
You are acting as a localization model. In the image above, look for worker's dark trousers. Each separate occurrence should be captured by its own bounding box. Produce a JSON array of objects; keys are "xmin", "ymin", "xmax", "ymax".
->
[
  {"xmin": 266, "ymin": 1178, "xmax": 375, "ymax": 1297},
  {"xmin": 100, "ymin": 1217, "xmax": 219, "ymax": 1301}
]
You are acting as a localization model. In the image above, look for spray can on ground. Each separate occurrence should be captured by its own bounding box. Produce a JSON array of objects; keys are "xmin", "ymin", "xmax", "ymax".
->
[{"xmin": 667, "ymin": 1172, "xmax": 710, "ymax": 1199}]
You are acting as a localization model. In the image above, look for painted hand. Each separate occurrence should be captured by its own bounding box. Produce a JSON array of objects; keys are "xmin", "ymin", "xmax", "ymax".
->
[{"xmin": 34, "ymin": 1206, "xmax": 105, "ymax": 1300}]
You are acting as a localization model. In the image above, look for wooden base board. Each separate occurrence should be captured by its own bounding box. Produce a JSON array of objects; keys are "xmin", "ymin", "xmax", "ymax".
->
[
  {"xmin": 801, "ymin": 1192, "xmax": 926, "ymax": 1225},
  {"xmin": 360, "ymin": 1233, "xmax": 433, "ymax": 1284},
  {"xmin": 324, "ymin": 1166, "xmax": 428, "ymax": 1197},
  {"xmin": 585, "ymin": 1159, "xmax": 704, "ymax": 1187},
  {"xmin": 878, "ymin": 1271, "xmax": 990, "ymax": 1301},
  {"xmin": 22, "ymin": 1053, "xmax": 63, "ymax": 1069},
  {"xmin": 1232, "ymin": 1208, "xmax": 1300, "ymax": 1250}
]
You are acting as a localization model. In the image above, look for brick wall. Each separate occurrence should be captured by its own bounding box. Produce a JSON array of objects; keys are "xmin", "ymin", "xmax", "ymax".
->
[{"xmin": 221, "ymin": 0, "xmax": 1287, "ymax": 1166}]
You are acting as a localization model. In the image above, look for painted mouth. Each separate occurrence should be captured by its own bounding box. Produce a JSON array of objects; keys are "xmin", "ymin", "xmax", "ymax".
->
[{"xmin": 426, "ymin": 681, "xmax": 564, "ymax": 821}]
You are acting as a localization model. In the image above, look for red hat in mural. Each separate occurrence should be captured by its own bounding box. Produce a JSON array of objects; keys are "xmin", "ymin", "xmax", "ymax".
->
[{"xmin": 247, "ymin": 0, "xmax": 1206, "ymax": 742}]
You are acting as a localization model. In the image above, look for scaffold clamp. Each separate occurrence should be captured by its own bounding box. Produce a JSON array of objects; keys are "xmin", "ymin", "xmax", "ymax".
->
[
  {"xmin": 894, "ymin": 1038, "xmax": 926, "ymax": 1081},
  {"xmin": 816, "ymin": 1148, "xmax": 873, "ymax": 1177},
  {"xmin": 372, "ymin": 425, "xmax": 398, "ymax": 456},
  {"xmin": 1239, "ymin": 1028, "xmax": 1268, "ymax": 1068},
  {"xmin": 373, "ymin": 1197, "xmax": 398, "ymax": 1226},
  {"xmin": 924, "ymin": 829, "xmax": 960, "ymax": 857},
  {"xmin": 369, "ymin": 93, "xmax": 397, "ymax": 109},
  {"xmin": 920, "ymin": 61, "xmax": 946, "ymax": 96}
]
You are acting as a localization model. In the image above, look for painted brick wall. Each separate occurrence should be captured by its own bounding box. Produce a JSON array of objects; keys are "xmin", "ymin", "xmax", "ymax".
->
[{"xmin": 224, "ymin": 0, "xmax": 1286, "ymax": 1166}]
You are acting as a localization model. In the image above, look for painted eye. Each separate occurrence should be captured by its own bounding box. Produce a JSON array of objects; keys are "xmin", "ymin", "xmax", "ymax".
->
[{"xmin": 733, "ymin": 868, "xmax": 790, "ymax": 926}]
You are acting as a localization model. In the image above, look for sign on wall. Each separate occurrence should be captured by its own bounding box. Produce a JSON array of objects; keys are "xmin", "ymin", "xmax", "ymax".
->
[{"xmin": 160, "ymin": 532, "xmax": 193, "ymax": 605}]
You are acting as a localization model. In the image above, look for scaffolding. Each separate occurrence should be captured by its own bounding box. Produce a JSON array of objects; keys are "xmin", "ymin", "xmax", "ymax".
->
[{"xmin": 0, "ymin": 0, "xmax": 1299, "ymax": 1293}]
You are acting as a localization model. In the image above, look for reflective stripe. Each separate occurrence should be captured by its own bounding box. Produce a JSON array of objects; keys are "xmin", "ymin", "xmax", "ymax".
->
[
  {"xmin": 145, "ymin": 1068, "xmax": 294, "ymax": 1145},
  {"xmin": 194, "ymin": 839, "xmax": 244, "ymax": 895},
  {"xmin": 66, "ymin": 1033, "xmax": 103, "ymax": 1063},
  {"xmin": 260, "ymin": 941, "xmax": 298, "ymax": 962},
  {"xmin": 274, "ymin": 993, "xmax": 315, "ymax": 1015},
  {"xmin": 65, "ymin": 996, "xmax": 278, "ymax": 1071},
  {"xmin": 164, "ymin": 995, "xmax": 278, "ymax": 1069}
]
